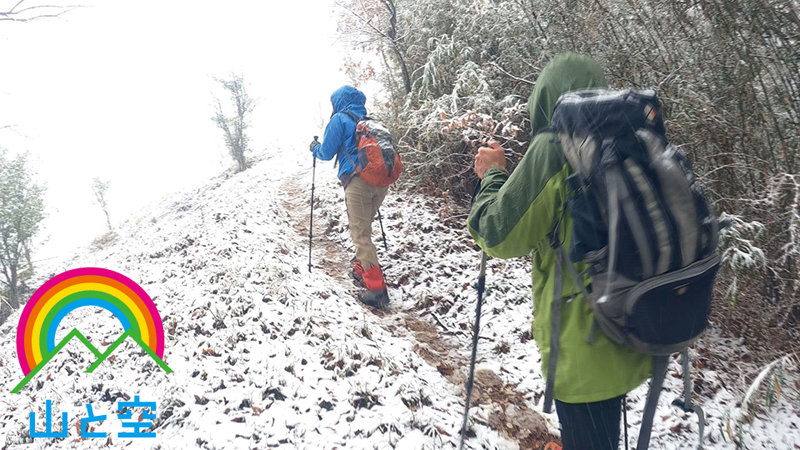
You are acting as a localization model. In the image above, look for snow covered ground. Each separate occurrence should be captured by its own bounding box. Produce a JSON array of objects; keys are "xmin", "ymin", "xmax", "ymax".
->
[{"xmin": 0, "ymin": 149, "xmax": 797, "ymax": 449}]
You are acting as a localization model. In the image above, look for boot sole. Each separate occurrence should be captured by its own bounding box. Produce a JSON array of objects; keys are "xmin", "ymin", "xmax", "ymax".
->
[{"xmin": 358, "ymin": 292, "xmax": 389, "ymax": 309}]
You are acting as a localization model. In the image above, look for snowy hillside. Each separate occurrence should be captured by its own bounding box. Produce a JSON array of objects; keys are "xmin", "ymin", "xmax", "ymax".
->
[{"xmin": 0, "ymin": 150, "xmax": 797, "ymax": 449}]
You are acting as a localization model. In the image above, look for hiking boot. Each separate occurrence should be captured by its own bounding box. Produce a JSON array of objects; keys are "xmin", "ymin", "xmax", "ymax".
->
[
  {"xmin": 360, "ymin": 265, "xmax": 389, "ymax": 308},
  {"xmin": 541, "ymin": 442, "xmax": 562, "ymax": 450},
  {"xmin": 359, "ymin": 288, "xmax": 389, "ymax": 308},
  {"xmin": 351, "ymin": 260, "xmax": 365, "ymax": 287}
]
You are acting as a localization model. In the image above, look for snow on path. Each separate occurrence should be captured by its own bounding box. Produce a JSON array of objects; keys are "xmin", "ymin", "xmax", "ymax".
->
[
  {"xmin": 283, "ymin": 159, "xmax": 555, "ymax": 449},
  {"xmin": 0, "ymin": 151, "xmax": 517, "ymax": 449},
  {"xmin": 288, "ymin": 152, "xmax": 800, "ymax": 450},
  {"xmin": 0, "ymin": 149, "xmax": 797, "ymax": 449}
]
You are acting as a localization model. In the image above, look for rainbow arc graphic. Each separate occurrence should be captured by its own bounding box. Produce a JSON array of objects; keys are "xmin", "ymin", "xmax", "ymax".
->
[{"xmin": 12, "ymin": 268, "xmax": 171, "ymax": 393}]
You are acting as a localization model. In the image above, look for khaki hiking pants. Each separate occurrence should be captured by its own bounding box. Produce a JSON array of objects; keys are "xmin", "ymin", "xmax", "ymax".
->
[{"xmin": 345, "ymin": 175, "xmax": 389, "ymax": 270}]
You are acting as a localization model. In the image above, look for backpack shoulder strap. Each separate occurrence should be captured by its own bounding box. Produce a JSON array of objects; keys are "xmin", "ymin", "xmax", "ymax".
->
[
  {"xmin": 637, "ymin": 355, "xmax": 669, "ymax": 450},
  {"xmin": 542, "ymin": 246, "xmax": 564, "ymax": 414},
  {"xmin": 532, "ymin": 127, "xmax": 559, "ymax": 144},
  {"xmin": 542, "ymin": 202, "xmax": 580, "ymax": 413},
  {"xmin": 543, "ymin": 231, "xmax": 593, "ymax": 414},
  {"xmin": 342, "ymin": 110, "xmax": 362, "ymax": 122},
  {"xmin": 336, "ymin": 110, "xmax": 361, "ymax": 173},
  {"xmin": 333, "ymin": 111, "xmax": 361, "ymax": 170}
]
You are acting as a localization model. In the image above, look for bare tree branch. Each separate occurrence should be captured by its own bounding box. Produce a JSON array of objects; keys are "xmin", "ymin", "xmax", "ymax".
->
[
  {"xmin": 0, "ymin": 0, "xmax": 82, "ymax": 22},
  {"xmin": 336, "ymin": 0, "xmax": 411, "ymax": 93},
  {"xmin": 488, "ymin": 62, "xmax": 535, "ymax": 86}
]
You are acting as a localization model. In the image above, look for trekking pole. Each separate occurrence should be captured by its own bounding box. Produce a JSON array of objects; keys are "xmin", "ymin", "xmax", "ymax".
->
[
  {"xmin": 377, "ymin": 208, "xmax": 388, "ymax": 251},
  {"xmin": 459, "ymin": 250, "xmax": 487, "ymax": 450},
  {"xmin": 458, "ymin": 166, "xmax": 491, "ymax": 449},
  {"xmin": 308, "ymin": 136, "xmax": 318, "ymax": 273}
]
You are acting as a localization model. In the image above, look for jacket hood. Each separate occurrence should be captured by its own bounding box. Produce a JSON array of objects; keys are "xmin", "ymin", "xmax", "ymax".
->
[
  {"xmin": 528, "ymin": 53, "xmax": 607, "ymax": 136},
  {"xmin": 331, "ymin": 85, "xmax": 367, "ymax": 117}
]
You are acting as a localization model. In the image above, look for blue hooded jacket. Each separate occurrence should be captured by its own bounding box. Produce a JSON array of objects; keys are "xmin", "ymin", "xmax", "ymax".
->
[{"xmin": 311, "ymin": 85, "xmax": 368, "ymax": 185}]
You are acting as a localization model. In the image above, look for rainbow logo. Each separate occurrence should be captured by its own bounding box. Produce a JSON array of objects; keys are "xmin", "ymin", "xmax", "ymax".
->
[{"xmin": 12, "ymin": 268, "xmax": 170, "ymax": 393}]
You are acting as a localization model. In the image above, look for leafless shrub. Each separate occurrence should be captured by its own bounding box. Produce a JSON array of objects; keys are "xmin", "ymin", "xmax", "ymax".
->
[{"xmin": 213, "ymin": 74, "xmax": 254, "ymax": 173}]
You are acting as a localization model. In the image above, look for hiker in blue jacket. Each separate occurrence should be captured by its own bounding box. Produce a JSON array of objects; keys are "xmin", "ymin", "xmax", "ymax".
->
[{"xmin": 309, "ymin": 85, "xmax": 390, "ymax": 307}]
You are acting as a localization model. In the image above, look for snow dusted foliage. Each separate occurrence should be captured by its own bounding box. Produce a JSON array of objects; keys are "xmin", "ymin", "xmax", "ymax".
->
[
  {"xmin": 0, "ymin": 149, "xmax": 45, "ymax": 321},
  {"xmin": 719, "ymin": 216, "xmax": 768, "ymax": 272},
  {"xmin": 762, "ymin": 174, "xmax": 800, "ymax": 288},
  {"xmin": 338, "ymin": 0, "xmax": 539, "ymax": 198},
  {"xmin": 714, "ymin": 173, "xmax": 800, "ymax": 341},
  {"xmin": 338, "ymin": 0, "xmax": 800, "ymax": 349}
]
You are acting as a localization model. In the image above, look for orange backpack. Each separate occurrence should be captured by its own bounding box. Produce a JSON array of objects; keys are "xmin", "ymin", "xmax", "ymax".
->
[{"xmin": 342, "ymin": 111, "xmax": 403, "ymax": 187}]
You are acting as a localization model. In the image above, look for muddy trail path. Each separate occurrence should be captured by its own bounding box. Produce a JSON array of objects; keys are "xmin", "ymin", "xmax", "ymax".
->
[{"xmin": 281, "ymin": 169, "xmax": 559, "ymax": 449}]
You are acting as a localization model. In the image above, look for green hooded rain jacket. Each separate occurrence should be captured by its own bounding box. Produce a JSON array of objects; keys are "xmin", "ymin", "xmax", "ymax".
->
[{"xmin": 468, "ymin": 53, "xmax": 652, "ymax": 404}]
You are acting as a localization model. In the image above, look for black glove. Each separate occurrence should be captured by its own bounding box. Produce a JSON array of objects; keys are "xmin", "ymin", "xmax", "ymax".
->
[{"xmin": 309, "ymin": 138, "xmax": 320, "ymax": 152}]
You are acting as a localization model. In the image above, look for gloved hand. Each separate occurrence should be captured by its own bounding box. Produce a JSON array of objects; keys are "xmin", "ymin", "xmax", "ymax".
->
[{"xmin": 309, "ymin": 137, "xmax": 320, "ymax": 152}]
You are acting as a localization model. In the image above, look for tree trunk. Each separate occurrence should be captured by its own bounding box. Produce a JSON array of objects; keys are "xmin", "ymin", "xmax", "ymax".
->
[
  {"xmin": 8, "ymin": 266, "xmax": 19, "ymax": 309},
  {"xmin": 392, "ymin": 45, "xmax": 412, "ymax": 95},
  {"xmin": 381, "ymin": 0, "xmax": 411, "ymax": 95}
]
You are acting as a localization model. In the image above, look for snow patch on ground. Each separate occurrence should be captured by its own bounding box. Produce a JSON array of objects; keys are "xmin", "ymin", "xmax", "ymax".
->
[{"xmin": 0, "ymin": 150, "xmax": 797, "ymax": 449}]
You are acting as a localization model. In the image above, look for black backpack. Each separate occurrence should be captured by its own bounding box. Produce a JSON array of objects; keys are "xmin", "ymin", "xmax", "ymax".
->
[{"xmin": 544, "ymin": 89, "xmax": 720, "ymax": 449}]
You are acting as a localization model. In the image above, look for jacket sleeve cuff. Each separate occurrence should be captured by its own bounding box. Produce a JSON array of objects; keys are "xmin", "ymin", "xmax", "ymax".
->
[{"xmin": 482, "ymin": 167, "xmax": 509, "ymax": 183}]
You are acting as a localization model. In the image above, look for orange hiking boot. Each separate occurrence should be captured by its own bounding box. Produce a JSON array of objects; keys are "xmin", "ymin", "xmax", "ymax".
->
[
  {"xmin": 542, "ymin": 442, "xmax": 562, "ymax": 450},
  {"xmin": 359, "ymin": 265, "xmax": 389, "ymax": 308}
]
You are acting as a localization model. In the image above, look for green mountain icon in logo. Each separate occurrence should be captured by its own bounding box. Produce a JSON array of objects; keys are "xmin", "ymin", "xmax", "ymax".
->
[{"xmin": 11, "ymin": 328, "xmax": 172, "ymax": 394}]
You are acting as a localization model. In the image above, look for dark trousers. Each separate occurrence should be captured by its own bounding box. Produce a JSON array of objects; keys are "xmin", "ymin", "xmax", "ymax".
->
[{"xmin": 555, "ymin": 395, "xmax": 624, "ymax": 450}]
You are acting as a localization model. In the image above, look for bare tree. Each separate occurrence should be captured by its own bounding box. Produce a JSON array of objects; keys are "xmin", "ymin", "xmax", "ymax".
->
[
  {"xmin": 0, "ymin": 0, "xmax": 81, "ymax": 22},
  {"xmin": 213, "ymin": 74, "xmax": 254, "ymax": 173},
  {"xmin": 91, "ymin": 177, "xmax": 112, "ymax": 232},
  {"xmin": 337, "ymin": 0, "xmax": 412, "ymax": 94}
]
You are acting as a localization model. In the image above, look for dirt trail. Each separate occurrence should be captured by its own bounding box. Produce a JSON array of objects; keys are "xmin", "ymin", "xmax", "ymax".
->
[{"xmin": 282, "ymin": 172, "xmax": 558, "ymax": 449}]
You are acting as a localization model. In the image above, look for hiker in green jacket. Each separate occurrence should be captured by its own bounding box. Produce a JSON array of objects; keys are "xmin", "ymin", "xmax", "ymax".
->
[{"xmin": 467, "ymin": 53, "xmax": 652, "ymax": 449}]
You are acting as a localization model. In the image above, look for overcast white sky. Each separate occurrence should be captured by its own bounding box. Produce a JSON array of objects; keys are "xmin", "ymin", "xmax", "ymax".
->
[{"xmin": 0, "ymin": 0, "xmax": 354, "ymax": 261}]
